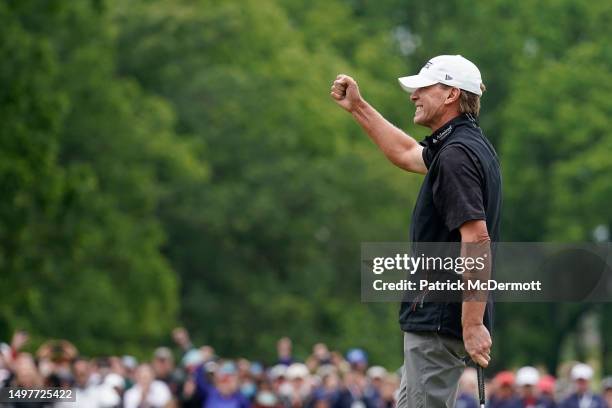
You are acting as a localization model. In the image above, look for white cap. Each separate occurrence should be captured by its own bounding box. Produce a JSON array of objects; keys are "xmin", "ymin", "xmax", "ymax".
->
[
  {"xmin": 181, "ymin": 349, "xmax": 203, "ymax": 367},
  {"xmin": 366, "ymin": 366, "xmax": 388, "ymax": 379},
  {"xmin": 286, "ymin": 363, "xmax": 309, "ymax": 380},
  {"xmin": 268, "ymin": 364, "xmax": 287, "ymax": 380},
  {"xmin": 398, "ymin": 55, "xmax": 483, "ymax": 96},
  {"xmin": 516, "ymin": 366, "xmax": 540, "ymax": 386},
  {"xmin": 571, "ymin": 363, "xmax": 594, "ymax": 381},
  {"xmin": 104, "ymin": 373, "xmax": 125, "ymax": 389}
]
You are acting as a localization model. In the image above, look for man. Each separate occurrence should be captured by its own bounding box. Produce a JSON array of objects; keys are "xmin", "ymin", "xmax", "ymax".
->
[
  {"xmin": 194, "ymin": 361, "xmax": 250, "ymax": 408},
  {"xmin": 124, "ymin": 363, "xmax": 172, "ymax": 408},
  {"xmin": 276, "ymin": 337, "xmax": 295, "ymax": 366},
  {"xmin": 488, "ymin": 371, "xmax": 521, "ymax": 408},
  {"xmin": 456, "ymin": 368, "xmax": 479, "ymax": 408},
  {"xmin": 560, "ymin": 363, "xmax": 606, "ymax": 408},
  {"xmin": 152, "ymin": 346, "xmax": 183, "ymax": 398},
  {"xmin": 601, "ymin": 377, "xmax": 612, "ymax": 408},
  {"xmin": 330, "ymin": 54, "xmax": 502, "ymax": 407},
  {"xmin": 54, "ymin": 358, "xmax": 120, "ymax": 408},
  {"xmin": 515, "ymin": 366, "xmax": 556, "ymax": 408}
]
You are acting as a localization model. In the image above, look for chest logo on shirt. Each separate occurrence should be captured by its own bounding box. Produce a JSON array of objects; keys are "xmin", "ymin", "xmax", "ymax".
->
[{"xmin": 432, "ymin": 125, "xmax": 453, "ymax": 144}]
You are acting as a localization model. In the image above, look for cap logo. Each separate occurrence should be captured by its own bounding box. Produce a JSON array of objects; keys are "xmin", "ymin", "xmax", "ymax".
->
[
  {"xmin": 424, "ymin": 61, "xmax": 432, "ymax": 69},
  {"xmin": 445, "ymin": 74, "xmax": 453, "ymax": 80}
]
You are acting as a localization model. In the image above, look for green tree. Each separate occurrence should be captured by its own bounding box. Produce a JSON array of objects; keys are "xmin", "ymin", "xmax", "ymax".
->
[
  {"xmin": 495, "ymin": 39, "xmax": 611, "ymax": 373},
  {"xmin": 114, "ymin": 0, "xmax": 421, "ymax": 366},
  {"xmin": 0, "ymin": 0, "xmax": 205, "ymax": 356}
]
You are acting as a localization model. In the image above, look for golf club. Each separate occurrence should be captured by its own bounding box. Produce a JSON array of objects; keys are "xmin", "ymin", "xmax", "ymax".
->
[{"xmin": 477, "ymin": 364, "xmax": 485, "ymax": 408}]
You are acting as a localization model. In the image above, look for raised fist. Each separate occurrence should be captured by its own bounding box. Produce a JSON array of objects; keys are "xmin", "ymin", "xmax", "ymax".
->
[{"xmin": 330, "ymin": 74, "xmax": 362, "ymax": 112}]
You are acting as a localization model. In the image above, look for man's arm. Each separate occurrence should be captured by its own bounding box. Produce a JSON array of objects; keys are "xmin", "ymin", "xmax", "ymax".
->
[
  {"xmin": 459, "ymin": 219, "xmax": 492, "ymax": 368},
  {"xmin": 330, "ymin": 74, "xmax": 427, "ymax": 174}
]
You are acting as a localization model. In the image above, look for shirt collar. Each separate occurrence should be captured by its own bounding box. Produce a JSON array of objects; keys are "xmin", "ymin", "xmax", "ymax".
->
[{"xmin": 425, "ymin": 113, "xmax": 478, "ymax": 147}]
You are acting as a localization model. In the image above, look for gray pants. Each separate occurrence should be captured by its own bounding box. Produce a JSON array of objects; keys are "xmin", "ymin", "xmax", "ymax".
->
[{"xmin": 397, "ymin": 332, "xmax": 467, "ymax": 408}]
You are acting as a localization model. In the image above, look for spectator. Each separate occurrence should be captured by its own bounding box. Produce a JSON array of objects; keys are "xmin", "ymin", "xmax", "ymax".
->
[
  {"xmin": 330, "ymin": 352, "xmax": 350, "ymax": 375},
  {"xmin": 153, "ymin": 346, "xmax": 183, "ymax": 398},
  {"xmin": 54, "ymin": 357, "xmax": 120, "ymax": 408},
  {"xmin": 121, "ymin": 355, "xmax": 138, "ymax": 390},
  {"xmin": 515, "ymin": 366, "xmax": 555, "ymax": 408},
  {"xmin": 378, "ymin": 374, "xmax": 399, "ymax": 408},
  {"xmin": 337, "ymin": 369, "xmax": 375, "ymax": 408},
  {"xmin": 10, "ymin": 331, "xmax": 31, "ymax": 360},
  {"xmin": 345, "ymin": 349, "xmax": 367, "ymax": 374},
  {"xmin": 182, "ymin": 349, "xmax": 205, "ymax": 371},
  {"xmin": 124, "ymin": 363, "xmax": 172, "ymax": 408},
  {"xmin": 310, "ymin": 366, "xmax": 342, "ymax": 407},
  {"xmin": 253, "ymin": 380, "xmax": 283, "ymax": 408},
  {"xmin": 559, "ymin": 363, "xmax": 606, "ymax": 408},
  {"xmin": 194, "ymin": 361, "xmax": 250, "ymax": 408},
  {"xmin": 601, "ymin": 377, "xmax": 612, "ymax": 408},
  {"xmin": 90, "ymin": 358, "xmax": 111, "ymax": 386},
  {"xmin": 250, "ymin": 363, "xmax": 265, "ymax": 383},
  {"xmin": 180, "ymin": 360, "xmax": 204, "ymax": 408},
  {"xmin": 488, "ymin": 370, "xmax": 521, "ymax": 408},
  {"xmin": 173, "ymin": 328, "xmax": 195, "ymax": 354},
  {"xmin": 109, "ymin": 356, "xmax": 126, "ymax": 378},
  {"xmin": 4, "ymin": 354, "xmax": 48, "ymax": 408},
  {"xmin": 237, "ymin": 359, "xmax": 257, "ymax": 401},
  {"xmin": 201, "ymin": 346, "xmax": 216, "ymax": 365},
  {"xmin": 306, "ymin": 344, "xmax": 332, "ymax": 373},
  {"xmin": 10, "ymin": 353, "xmax": 44, "ymax": 388},
  {"xmin": 36, "ymin": 340, "xmax": 78, "ymax": 373},
  {"xmin": 103, "ymin": 373, "xmax": 125, "ymax": 405},
  {"xmin": 0, "ymin": 349, "xmax": 11, "ymax": 387},
  {"xmin": 281, "ymin": 363, "xmax": 312, "ymax": 408},
  {"xmin": 365, "ymin": 366, "xmax": 387, "ymax": 407},
  {"xmin": 538, "ymin": 375, "xmax": 557, "ymax": 407},
  {"xmin": 277, "ymin": 338, "xmax": 294, "ymax": 367},
  {"xmin": 456, "ymin": 368, "xmax": 478, "ymax": 408}
]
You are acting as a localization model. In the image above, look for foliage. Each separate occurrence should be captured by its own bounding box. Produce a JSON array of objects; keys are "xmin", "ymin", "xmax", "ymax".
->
[
  {"xmin": 0, "ymin": 0, "xmax": 204, "ymax": 356},
  {"xmin": 0, "ymin": 0, "xmax": 610, "ymax": 370}
]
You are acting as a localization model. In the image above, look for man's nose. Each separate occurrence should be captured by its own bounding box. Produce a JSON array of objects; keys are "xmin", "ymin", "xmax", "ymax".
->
[{"xmin": 410, "ymin": 91, "xmax": 418, "ymax": 101}]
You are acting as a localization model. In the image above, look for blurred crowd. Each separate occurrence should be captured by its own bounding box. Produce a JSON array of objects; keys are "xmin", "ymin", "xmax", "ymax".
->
[
  {"xmin": 1, "ymin": 329, "xmax": 611, "ymax": 408},
  {"xmin": 481, "ymin": 363, "xmax": 612, "ymax": 408}
]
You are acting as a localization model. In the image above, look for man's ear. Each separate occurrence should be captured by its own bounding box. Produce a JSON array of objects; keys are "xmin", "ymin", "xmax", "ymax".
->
[{"xmin": 444, "ymin": 87, "xmax": 461, "ymax": 105}]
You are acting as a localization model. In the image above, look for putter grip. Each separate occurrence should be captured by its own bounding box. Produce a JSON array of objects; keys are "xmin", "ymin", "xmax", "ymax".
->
[{"xmin": 477, "ymin": 365, "xmax": 485, "ymax": 406}]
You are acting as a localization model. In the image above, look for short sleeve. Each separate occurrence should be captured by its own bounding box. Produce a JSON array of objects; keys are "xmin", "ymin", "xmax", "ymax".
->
[
  {"xmin": 432, "ymin": 145, "xmax": 486, "ymax": 231},
  {"xmin": 420, "ymin": 140, "xmax": 435, "ymax": 169}
]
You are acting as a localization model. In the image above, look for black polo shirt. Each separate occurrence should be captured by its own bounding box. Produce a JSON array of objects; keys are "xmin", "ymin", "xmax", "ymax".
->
[{"xmin": 399, "ymin": 113, "xmax": 502, "ymax": 339}]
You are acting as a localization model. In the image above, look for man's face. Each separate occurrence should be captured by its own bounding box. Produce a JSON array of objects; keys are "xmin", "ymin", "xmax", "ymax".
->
[
  {"xmin": 603, "ymin": 389, "xmax": 612, "ymax": 404},
  {"xmin": 498, "ymin": 384, "xmax": 514, "ymax": 399},
  {"xmin": 410, "ymin": 84, "xmax": 453, "ymax": 128},
  {"xmin": 278, "ymin": 337, "xmax": 292, "ymax": 356},
  {"xmin": 152, "ymin": 356, "xmax": 173, "ymax": 377},
  {"xmin": 520, "ymin": 384, "xmax": 536, "ymax": 397},
  {"xmin": 216, "ymin": 373, "xmax": 239, "ymax": 396},
  {"xmin": 73, "ymin": 360, "xmax": 90, "ymax": 387},
  {"xmin": 576, "ymin": 378, "xmax": 590, "ymax": 394},
  {"xmin": 135, "ymin": 364, "xmax": 154, "ymax": 388}
]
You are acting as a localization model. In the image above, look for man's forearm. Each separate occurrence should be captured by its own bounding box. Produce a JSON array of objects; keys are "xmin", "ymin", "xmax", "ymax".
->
[
  {"xmin": 459, "ymin": 220, "xmax": 493, "ymax": 366},
  {"xmin": 462, "ymin": 300, "xmax": 487, "ymax": 327},
  {"xmin": 350, "ymin": 99, "xmax": 425, "ymax": 173},
  {"xmin": 461, "ymin": 240, "xmax": 491, "ymax": 327}
]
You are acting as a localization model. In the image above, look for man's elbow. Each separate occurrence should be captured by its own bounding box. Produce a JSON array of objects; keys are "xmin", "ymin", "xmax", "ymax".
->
[
  {"xmin": 459, "ymin": 220, "xmax": 490, "ymax": 243},
  {"xmin": 391, "ymin": 148, "xmax": 427, "ymax": 174}
]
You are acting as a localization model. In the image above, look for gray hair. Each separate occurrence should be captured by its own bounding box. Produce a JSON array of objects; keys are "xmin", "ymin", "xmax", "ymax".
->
[{"xmin": 440, "ymin": 83, "xmax": 486, "ymax": 116}]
